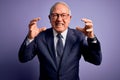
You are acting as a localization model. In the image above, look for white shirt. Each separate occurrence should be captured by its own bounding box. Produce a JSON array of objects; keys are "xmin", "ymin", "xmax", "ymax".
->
[{"xmin": 53, "ymin": 29, "xmax": 68, "ymax": 57}]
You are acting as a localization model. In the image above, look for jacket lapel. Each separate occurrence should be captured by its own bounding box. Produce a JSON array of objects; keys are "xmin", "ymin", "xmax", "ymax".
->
[
  {"xmin": 45, "ymin": 28, "xmax": 78, "ymax": 72},
  {"xmin": 46, "ymin": 29, "xmax": 57, "ymax": 70},
  {"xmin": 59, "ymin": 28, "xmax": 77, "ymax": 71}
]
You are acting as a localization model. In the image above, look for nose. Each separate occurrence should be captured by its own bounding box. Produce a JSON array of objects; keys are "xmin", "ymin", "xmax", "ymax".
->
[{"xmin": 57, "ymin": 15, "xmax": 63, "ymax": 21}]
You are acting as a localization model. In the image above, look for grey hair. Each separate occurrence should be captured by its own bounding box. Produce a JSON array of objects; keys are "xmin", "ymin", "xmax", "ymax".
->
[{"xmin": 49, "ymin": 1, "xmax": 71, "ymax": 15}]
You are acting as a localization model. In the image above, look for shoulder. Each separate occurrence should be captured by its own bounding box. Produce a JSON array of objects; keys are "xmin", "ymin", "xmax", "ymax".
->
[
  {"xmin": 38, "ymin": 28, "xmax": 52, "ymax": 36},
  {"xmin": 68, "ymin": 27, "xmax": 85, "ymax": 37},
  {"xmin": 35, "ymin": 28, "xmax": 53, "ymax": 40},
  {"xmin": 67, "ymin": 27, "xmax": 86, "ymax": 42}
]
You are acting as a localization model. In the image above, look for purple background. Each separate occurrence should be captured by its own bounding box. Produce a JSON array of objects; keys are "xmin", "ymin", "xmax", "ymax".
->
[{"xmin": 0, "ymin": 0, "xmax": 120, "ymax": 80}]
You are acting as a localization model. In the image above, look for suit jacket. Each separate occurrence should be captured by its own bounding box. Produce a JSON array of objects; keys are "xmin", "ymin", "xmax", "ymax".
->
[{"xmin": 19, "ymin": 28, "xmax": 102, "ymax": 80}]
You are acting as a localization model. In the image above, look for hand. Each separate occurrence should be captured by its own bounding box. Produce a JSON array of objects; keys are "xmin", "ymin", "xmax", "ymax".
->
[
  {"xmin": 28, "ymin": 17, "xmax": 46, "ymax": 39},
  {"xmin": 76, "ymin": 18, "xmax": 94, "ymax": 38}
]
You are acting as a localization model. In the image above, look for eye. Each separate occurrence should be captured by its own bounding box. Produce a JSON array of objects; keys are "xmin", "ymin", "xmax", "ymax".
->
[
  {"xmin": 52, "ymin": 14, "xmax": 57, "ymax": 17},
  {"xmin": 61, "ymin": 14, "xmax": 69, "ymax": 19},
  {"xmin": 62, "ymin": 14, "xmax": 66, "ymax": 17}
]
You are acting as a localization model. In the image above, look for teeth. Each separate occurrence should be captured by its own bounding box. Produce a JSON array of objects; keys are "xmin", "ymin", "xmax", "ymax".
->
[{"xmin": 56, "ymin": 23, "xmax": 63, "ymax": 26}]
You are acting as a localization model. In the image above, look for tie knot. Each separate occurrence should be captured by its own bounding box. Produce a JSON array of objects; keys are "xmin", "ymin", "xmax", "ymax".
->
[{"xmin": 57, "ymin": 33, "xmax": 63, "ymax": 38}]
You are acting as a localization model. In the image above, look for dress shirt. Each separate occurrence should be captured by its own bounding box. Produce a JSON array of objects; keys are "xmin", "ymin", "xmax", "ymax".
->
[{"xmin": 53, "ymin": 29, "xmax": 68, "ymax": 57}]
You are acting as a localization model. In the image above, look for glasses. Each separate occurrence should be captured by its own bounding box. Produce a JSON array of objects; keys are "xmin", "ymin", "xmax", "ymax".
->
[{"xmin": 50, "ymin": 13, "xmax": 70, "ymax": 19}]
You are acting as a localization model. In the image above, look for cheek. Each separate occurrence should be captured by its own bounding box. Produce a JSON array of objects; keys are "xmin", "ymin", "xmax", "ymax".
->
[
  {"xmin": 50, "ymin": 20, "xmax": 55, "ymax": 26},
  {"xmin": 64, "ymin": 19, "xmax": 70, "ymax": 26}
]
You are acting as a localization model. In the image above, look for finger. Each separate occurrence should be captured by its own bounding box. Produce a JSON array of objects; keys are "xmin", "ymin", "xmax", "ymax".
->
[
  {"xmin": 30, "ymin": 17, "xmax": 40, "ymax": 23},
  {"xmin": 76, "ymin": 26, "xmax": 84, "ymax": 32},
  {"xmin": 29, "ymin": 22, "xmax": 36, "ymax": 28},
  {"xmin": 85, "ymin": 24, "xmax": 93, "ymax": 32},
  {"xmin": 29, "ymin": 17, "xmax": 40, "ymax": 28},
  {"xmin": 39, "ymin": 27, "xmax": 47, "ymax": 32},
  {"xmin": 29, "ymin": 23, "xmax": 37, "ymax": 31},
  {"xmin": 29, "ymin": 17, "xmax": 40, "ymax": 26},
  {"xmin": 86, "ymin": 28, "xmax": 93, "ymax": 32},
  {"xmin": 85, "ymin": 23, "xmax": 93, "ymax": 28},
  {"xmin": 29, "ymin": 25, "xmax": 34, "ymax": 31},
  {"xmin": 81, "ymin": 18, "xmax": 92, "ymax": 23},
  {"xmin": 86, "ymin": 23, "xmax": 93, "ymax": 26}
]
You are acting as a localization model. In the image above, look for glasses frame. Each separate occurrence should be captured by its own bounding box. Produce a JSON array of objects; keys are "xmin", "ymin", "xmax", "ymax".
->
[{"xmin": 50, "ymin": 13, "xmax": 70, "ymax": 20}]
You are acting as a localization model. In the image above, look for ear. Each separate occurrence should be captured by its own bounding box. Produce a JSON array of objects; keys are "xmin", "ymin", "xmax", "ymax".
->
[
  {"xmin": 48, "ymin": 15, "xmax": 51, "ymax": 20},
  {"xmin": 70, "ymin": 15, "xmax": 72, "ymax": 19},
  {"xmin": 48, "ymin": 15, "xmax": 52, "ymax": 23}
]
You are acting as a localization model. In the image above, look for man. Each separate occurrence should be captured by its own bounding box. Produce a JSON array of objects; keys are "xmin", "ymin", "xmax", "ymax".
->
[{"xmin": 19, "ymin": 1, "xmax": 102, "ymax": 80}]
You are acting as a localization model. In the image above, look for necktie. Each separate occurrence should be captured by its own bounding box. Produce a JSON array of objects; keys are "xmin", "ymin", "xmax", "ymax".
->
[{"xmin": 56, "ymin": 33, "xmax": 63, "ymax": 67}]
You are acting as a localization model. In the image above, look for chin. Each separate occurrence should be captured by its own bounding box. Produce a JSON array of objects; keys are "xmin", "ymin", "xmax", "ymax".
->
[{"xmin": 55, "ymin": 28, "xmax": 65, "ymax": 33}]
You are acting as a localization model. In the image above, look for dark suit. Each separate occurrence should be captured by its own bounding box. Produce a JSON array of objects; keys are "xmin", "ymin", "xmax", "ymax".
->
[{"xmin": 19, "ymin": 28, "xmax": 102, "ymax": 80}]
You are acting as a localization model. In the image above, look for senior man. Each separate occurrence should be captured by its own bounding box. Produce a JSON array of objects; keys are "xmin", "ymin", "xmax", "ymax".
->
[{"xmin": 19, "ymin": 1, "xmax": 102, "ymax": 80}]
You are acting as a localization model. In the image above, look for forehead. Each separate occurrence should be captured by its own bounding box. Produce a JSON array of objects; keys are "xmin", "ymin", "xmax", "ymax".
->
[{"xmin": 52, "ymin": 4, "xmax": 69, "ymax": 14}]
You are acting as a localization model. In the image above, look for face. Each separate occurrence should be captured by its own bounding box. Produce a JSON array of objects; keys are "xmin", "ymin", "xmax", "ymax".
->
[{"xmin": 49, "ymin": 4, "xmax": 72, "ymax": 33}]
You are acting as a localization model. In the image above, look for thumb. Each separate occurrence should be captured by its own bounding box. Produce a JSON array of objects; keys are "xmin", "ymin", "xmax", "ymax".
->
[
  {"xmin": 76, "ymin": 26, "xmax": 84, "ymax": 32},
  {"xmin": 39, "ymin": 27, "xmax": 47, "ymax": 33}
]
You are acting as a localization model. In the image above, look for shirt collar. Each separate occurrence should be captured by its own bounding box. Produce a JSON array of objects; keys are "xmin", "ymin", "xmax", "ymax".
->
[{"xmin": 53, "ymin": 29, "xmax": 68, "ymax": 39}]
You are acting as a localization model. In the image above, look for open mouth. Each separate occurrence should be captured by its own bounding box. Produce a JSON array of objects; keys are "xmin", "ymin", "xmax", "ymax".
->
[{"xmin": 56, "ymin": 23, "xmax": 64, "ymax": 27}]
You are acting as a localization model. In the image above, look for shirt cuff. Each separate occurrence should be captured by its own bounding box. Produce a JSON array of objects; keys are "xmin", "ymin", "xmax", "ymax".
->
[
  {"xmin": 26, "ymin": 38, "xmax": 34, "ymax": 46},
  {"xmin": 87, "ymin": 37, "xmax": 97, "ymax": 43}
]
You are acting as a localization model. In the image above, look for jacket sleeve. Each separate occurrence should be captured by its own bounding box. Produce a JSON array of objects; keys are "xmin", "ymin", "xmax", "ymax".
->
[
  {"xmin": 81, "ymin": 37, "xmax": 102, "ymax": 65},
  {"xmin": 18, "ymin": 37, "xmax": 37, "ymax": 63}
]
